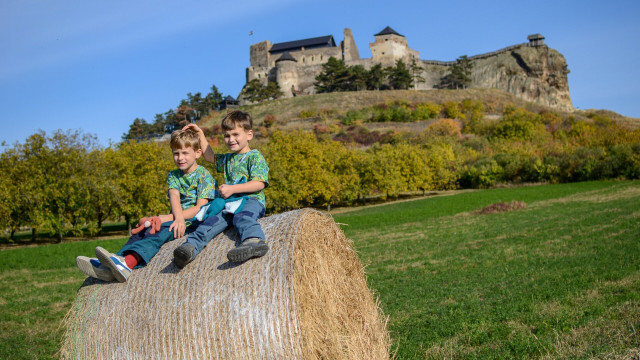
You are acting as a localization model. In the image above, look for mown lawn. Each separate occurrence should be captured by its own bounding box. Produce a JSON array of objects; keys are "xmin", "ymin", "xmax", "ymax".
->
[
  {"xmin": 1, "ymin": 180, "xmax": 639, "ymax": 359},
  {"xmin": 335, "ymin": 180, "xmax": 640, "ymax": 359},
  {"xmin": 0, "ymin": 238, "xmax": 127, "ymax": 360}
]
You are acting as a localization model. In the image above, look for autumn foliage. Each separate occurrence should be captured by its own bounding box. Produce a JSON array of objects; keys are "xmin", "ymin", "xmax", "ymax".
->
[{"xmin": 2, "ymin": 101, "xmax": 640, "ymax": 241}]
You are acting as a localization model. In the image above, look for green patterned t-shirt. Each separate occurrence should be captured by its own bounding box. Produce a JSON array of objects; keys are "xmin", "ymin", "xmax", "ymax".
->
[
  {"xmin": 167, "ymin": 165, "xmax": 216, "ymax": 210},
  {"xmin": 214, "ymin": 149, "xmax": 269, "ymax": 206}
]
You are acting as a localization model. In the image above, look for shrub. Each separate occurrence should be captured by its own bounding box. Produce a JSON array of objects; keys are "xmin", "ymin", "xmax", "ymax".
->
[
  {"xmin": 299, "ymin": 109, "xmax": 318, "ymax": 119},
  {"xmin": 264, "ymin": 114, "xmax": 276, "ymax": 128},
  {"xmin": 424, "ymin": 119, "xmax": 462, "ymax": 138},
  {"xmin": 459, "ymin": 158, "xmax": 504, "ymax": 188},
  {"xmin": 342, "ymin": 109, "xmax": 365, "ymax": 125},
  {"xmin": 442, "ymin": 101, "xmax": 465, "ymax": 120},
  {"xmin": 412, "ymin": 102, "xmax": 442, "ymax": 120}
]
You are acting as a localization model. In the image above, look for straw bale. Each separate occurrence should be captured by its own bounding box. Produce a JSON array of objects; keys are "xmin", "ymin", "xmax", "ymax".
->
[{"xmin": 61, "ymin": 208, "xmax": 389, "ymax": 359}]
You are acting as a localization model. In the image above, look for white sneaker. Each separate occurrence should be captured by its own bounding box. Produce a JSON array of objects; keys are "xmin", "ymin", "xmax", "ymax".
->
[
  {"xmin": 95, "ymin": 247, "xmax": 132, "ymax": 283},
  {"xmin": 76, "ymin": 256, "xmax": 116, "ymax": 281}
]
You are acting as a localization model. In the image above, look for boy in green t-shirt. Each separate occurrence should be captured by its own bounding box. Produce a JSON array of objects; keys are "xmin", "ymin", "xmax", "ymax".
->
[
  {"xmin": 174, "ymin": 110, "xmax": 269, "ymax": 267},
  {"xmin": 76, "ymin": 128, "xmax": 216, "ymax": 282}
]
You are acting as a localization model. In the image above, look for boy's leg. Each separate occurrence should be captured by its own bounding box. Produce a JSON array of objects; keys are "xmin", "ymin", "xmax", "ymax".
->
[
  {"xmin": 116, "ymin": 222, "xmax": 175, "ymax": 265},
  {"xmin": 96, "ymin": 222, "xmax": 175, "ymax": 282},
  {"xmin": 227, "ymin": 199, "xmax": 268, "ymax": 263},
  {"xmin": 173, "ymin": 212, "xmax": 231, "ymax": 268}
]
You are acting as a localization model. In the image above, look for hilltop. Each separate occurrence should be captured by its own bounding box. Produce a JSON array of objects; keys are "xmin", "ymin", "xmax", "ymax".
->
[{"xmin": 199, "ymin": 88, "xmax": 639, "ymax": 133}]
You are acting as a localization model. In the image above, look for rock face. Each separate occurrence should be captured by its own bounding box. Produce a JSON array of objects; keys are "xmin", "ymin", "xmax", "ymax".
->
[
  {"xmin": 245, "ymin": 28, "xmax": 573, "ymax": 111},
  {"xmin": 469, "ymin": 46, "xmax": 571, "ymax": 111},
  {"xmin": 420, "ymin": 45, "xmax": 572, "ymax": 111}
]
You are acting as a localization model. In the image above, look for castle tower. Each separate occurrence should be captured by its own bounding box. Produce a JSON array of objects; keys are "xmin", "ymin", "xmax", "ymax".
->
[
  {"xmin": 248, "ymin": 40, "xmax": 272, "ymax": 85},
  {"xmin": 369, "ymin": 26, "xmax": 419, "ymax": 67},
  {"xmin": 341, "ymin": 28, "xmax": 360, "ymax": 63},
  {"xmin": 527, "ymin": 34, "xmax": 545, "ymax": 47},
  {"xmin": 275, "ymin": 52, "xmax": 298, "ymax": 98}
]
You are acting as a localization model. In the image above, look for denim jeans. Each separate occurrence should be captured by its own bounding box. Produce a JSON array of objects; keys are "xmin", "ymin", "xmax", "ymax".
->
[
  {"xmin": 117, "ymin": 220, "xmax": 200, "ymax": 266},
  {"xmin": 184, "ymin": 198, "xmax": 266, "ymax": 257}
]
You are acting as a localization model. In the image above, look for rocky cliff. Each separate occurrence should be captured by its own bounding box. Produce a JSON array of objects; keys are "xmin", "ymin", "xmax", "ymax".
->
[{"xmin": 419, "ymin": 44, "xmax": 573, "ymax": 111}]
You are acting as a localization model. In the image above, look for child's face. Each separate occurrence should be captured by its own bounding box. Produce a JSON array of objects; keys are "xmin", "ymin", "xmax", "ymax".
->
[
  {"xmin": 172, "ymin": 145, "xmax": 202, "ymax": 174},
  {"xmin": 223, "ymin": 125, "xmax": 253, "ymax": 154}
]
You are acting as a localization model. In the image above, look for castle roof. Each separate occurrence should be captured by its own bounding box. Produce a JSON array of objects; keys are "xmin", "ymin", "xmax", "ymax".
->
[
  {"xmin": 375, "ymin": 26, "xmax": 404, "ymax": 37},
  {"xmin": 275, "ymin": 51, "xmax": 297, "ymax": 62},
  {"xmin": 270, "ymin": 35, "xmax": 336, "ymax": 54}
]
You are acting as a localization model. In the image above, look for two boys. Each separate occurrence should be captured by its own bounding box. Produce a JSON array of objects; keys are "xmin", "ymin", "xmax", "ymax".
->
[{"xmin": 76, "ymin": 111, "xmax": 269, "ymax": 282}]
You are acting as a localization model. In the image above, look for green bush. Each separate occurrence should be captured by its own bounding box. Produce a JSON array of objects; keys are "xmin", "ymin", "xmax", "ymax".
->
[
  {"xmin": 412, "ymin": 102, "xmax": 442, "ymax": 120},
  {"xmin": 459, "ymin": 158, "xmax": 504, "ymax": 188}
]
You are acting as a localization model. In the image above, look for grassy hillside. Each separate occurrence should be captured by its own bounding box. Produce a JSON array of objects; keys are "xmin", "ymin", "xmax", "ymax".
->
[
  {"xmin": 1, "ymin": 181, "xmax": 639, "ymax": 359},
  {"xmin": 199, "ymin": 89, "xmax": 640, "ymax": 131}
]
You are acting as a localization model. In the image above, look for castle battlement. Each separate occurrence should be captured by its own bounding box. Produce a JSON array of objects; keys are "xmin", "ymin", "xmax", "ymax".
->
[{"xmin": 244, "ymin": 27, "xmax": 572, "ymax": 111}]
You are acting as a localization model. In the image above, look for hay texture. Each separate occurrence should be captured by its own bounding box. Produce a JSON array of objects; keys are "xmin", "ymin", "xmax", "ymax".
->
[{"xmin": 61, "ymin": 209, "xmax": 390, "ymax": 359}]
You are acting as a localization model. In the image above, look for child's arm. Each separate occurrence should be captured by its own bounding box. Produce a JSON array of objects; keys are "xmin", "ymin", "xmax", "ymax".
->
[
  {"xmin": 218, "ymin": 180, "xmax": 266, "ymax": 199},
  {"xmin": 167, "ymin": 190, "xmax": 209, "ymax": 238},
  {"xmin": 183, "ymin": 124, "xmax": 215, "ymax": 164},
  {"xmin": 156, "ymin": 198, "xmax": 209, "ymax": 223}
]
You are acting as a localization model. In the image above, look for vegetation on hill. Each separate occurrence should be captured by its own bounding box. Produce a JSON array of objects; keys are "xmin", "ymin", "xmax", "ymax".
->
[
  {"xmin": 122, "ymin": 84, "xmax": 227, "ymax": 140},
  {"xmin": 2, "ymin": 89, "xmax": 639, "ymax": 242}
]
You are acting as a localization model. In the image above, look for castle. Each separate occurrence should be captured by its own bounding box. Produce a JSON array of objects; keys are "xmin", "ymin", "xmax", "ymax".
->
[{"xmin": 246, "ymin": 26, "xmax": 573, "ymax": 110}]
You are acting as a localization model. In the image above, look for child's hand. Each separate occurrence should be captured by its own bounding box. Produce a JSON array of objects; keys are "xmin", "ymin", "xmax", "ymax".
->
[
  {"xmin": 182, "ymin": 123, "xmax": 203, "ymax": 134},
  {"xmin": 169, "ymin": 217, "xmax": 186, "ymax": 239},
  {"xmin": 218, "ymin": 184, "xmax": 236, "ymax": 199}
]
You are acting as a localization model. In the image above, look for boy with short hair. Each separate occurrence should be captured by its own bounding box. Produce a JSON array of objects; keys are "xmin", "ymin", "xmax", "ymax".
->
[
  {"xmin": 76, "ymin": 128, "xmax": 216, "ymax": 282},
  {"xmin": 174, "ymin": 110, "xmax": 269, "ymax": 267}
]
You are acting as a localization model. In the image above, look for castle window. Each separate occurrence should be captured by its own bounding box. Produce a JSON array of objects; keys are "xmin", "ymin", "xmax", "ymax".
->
[
  {"xmin": 312, "ymin": 56, "xmax": 314, "ymax": 61},
  {"xmin": 320, "ymin": 55, "xmax": 323, "ymax": 60}
]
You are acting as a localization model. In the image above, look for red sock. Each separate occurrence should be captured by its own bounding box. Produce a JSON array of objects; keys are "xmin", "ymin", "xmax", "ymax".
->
[{"xmin": 124, "ymin": 253, "xmax": 141, "ymax": 269}]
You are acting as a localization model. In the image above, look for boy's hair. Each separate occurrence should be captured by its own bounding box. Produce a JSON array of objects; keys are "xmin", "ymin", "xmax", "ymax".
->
[
  {"xmin": 221, "ymin": 111, "xmax": 253, "ymax": 132},
  {"xmin": 170, "ymin": 128, "xmax": 201, "ymax": 151}
]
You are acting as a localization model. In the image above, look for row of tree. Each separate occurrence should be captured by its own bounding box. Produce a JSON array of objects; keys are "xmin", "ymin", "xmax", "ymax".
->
[
  {"xmin": 3, "ymin": 104, "xmax": 639, "ymax": 241},
  {"xmin": 313, "ymin": 57, "xmax": 423, "ymax": 92}
]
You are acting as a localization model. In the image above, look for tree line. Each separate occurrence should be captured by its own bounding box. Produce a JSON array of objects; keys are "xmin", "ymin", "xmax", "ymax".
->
[
  {"xmin": 2, "ymin": 102, "xmax": 639, "ymax": 241},
  {"xmin": 123, "ymin": 84, "xmax": 227, "ymax": 141}
]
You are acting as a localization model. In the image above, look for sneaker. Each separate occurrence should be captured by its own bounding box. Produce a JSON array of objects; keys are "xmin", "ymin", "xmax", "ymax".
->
[
  {"xmin": 173, "ymin": 243, "xmax": 195, "ymax": 269},
  {"xmin": 227, "ymin": 238, "xmax": 269, "ymax": 263},
  {"xmin": 95, "ymin": 246, "xmax": 132, "ymax": 283},
  {"xmin": 76, "ymin": 256, "xmax": 115, "ymax": 282}
]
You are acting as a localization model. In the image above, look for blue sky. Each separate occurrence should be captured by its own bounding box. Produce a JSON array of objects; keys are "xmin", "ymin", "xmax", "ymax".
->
[{"xmin": 1, "ymin": 0, "xmax": 639, "ymax": 147}]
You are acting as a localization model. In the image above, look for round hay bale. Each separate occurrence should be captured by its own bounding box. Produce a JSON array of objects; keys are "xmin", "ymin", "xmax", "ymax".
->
[{"xmin": 61, "ymin": 209, "xmax": 390, "ymax": 359}]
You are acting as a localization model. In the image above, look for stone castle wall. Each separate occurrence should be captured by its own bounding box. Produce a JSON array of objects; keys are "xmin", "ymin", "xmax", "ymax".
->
[{"xmin": 244, "ymin": 28, "xmax": 573, "ymax": 111}]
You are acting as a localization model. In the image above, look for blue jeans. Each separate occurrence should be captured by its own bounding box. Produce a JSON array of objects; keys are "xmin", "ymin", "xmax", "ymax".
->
[
  {"xmin": 117, "ymin": 220, "xmax": 200, "ymax": 266},
  {"xmin": 184, "ymin": 198, "xmax": 266, "ymax": 257}
]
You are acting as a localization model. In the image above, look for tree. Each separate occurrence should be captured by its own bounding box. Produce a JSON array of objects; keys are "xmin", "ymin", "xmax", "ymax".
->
[
  {"xmin": 241, "ymin": 80, "xmax": 283, "ymax": 103},
  {"xmin": 107, "ymin": 140, "xmax": 173, "ymax": 234},
  {"xmin": 348, "ymin": 65, "xmax": 368, "ymax": 91},
  {"xmin": 314, "ymin": 57, "xmax": 351, "ymax": 93},
  {"xmin": 448, "ymin": 55, "xmax": 473, "ymax": 89},
  {"xmin": 366, "ymin": 63, "xmax": 385, "ymax": 90},
  {"xmin": 410, "ymin": 58, "xmax": 426, "ymax": 89},
  {"xmin": 204, "ymin": 85, "xmax": 223, "ymax": 111},
  {"xmin": 386, "ymin": 59, "xmax": 413, "ymax": 90},
  {"xmin": 263, "ymin": 81, "xmax": 284, "ymax": 100}
]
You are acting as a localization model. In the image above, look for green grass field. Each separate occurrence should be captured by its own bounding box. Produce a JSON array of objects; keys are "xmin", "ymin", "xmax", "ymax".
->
[
  {"xmin": 1, "ymin": 180, "xmax": 639, "ymax": 359},
  {"xmin": 334, "ymin": 180, "xmax": 640, "ymax": 359}
]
